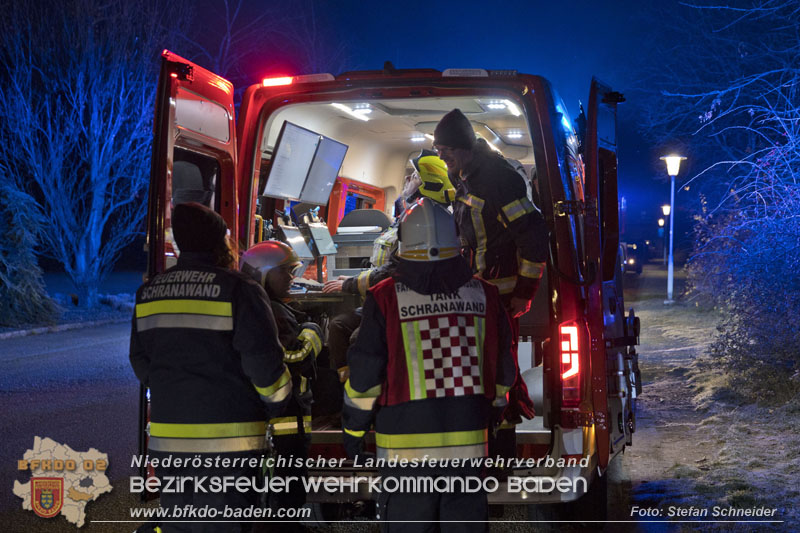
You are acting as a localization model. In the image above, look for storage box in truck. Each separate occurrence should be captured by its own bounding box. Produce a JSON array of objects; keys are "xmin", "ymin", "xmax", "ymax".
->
[{"xmin": 139, "ymin": 50, "xmax": 642, "ymax": 521}]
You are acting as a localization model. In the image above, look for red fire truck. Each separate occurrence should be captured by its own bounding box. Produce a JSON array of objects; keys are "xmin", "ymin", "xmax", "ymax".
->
[{"xmin": 140, "ymin": 50, "xmax": 641, "ymax": 521}]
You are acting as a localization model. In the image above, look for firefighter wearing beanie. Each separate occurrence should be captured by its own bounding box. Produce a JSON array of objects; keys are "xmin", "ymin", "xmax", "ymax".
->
[
  {"xmin": 130, "ymin": 202, "xmax": 290, "ymax": 533},
  {"xmin": 434, "ymin": 108, "xmax": 549, "ymax": 456}
]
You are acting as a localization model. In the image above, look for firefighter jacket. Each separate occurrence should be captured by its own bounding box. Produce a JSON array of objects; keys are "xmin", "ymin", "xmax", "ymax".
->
[
  {"xmin": 267, "ymin": 297, "xmax": 323, "ymax": 436},
  {"xmin": 129, "ymin": 252, "xmax": 291, "ymax": 454},
  {"xmin": 342, "ymin": 256, "xmax": 515, "ymax": 461},
  {"xmin": 453, "ymin": 150, "xmax": 548, "ymax": 300}
]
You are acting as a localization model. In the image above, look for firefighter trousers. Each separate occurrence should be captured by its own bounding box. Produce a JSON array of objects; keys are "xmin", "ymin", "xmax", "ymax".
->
[
  {"xmin": 378, "ymin": 467, "xmax": 488, "ymax": 533},
  {"xmin": 153, "ymin": 451, "xmax": 263, "ymax": 533}
]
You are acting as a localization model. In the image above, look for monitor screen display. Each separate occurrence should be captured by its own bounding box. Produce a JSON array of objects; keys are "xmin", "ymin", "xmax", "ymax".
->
[
  {"xmin": 262, "ymin": 121, "xmax": 320, "ymax": 201},
  {"xmin": 307, "ymin": 224, "xmax": 337, "ymax": 256},
  {"xmin": 279, "ymin": 225, "xmax": 314, "ymax": 259},
  {"xmin": 300, "ymin": 136, "xmax": 348, "ymax": 205}
]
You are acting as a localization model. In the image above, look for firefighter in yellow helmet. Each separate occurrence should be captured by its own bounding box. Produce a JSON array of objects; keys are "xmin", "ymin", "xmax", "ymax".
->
[
  {"xmin": 342, "ymin": 198, "xmax": 515, "ymax": 531},
  {"xmin": 323, "ymin": 150, "xmax": 454, "ymax": 383},
  {"xmin": 240, "ymin": 240, "xmax": 323, "ymax": 523}
]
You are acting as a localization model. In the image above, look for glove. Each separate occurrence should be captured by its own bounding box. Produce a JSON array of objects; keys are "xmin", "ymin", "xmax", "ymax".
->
[{"xmin": 503, "ymin": 374, "xmax": 535, "ymax": 422}]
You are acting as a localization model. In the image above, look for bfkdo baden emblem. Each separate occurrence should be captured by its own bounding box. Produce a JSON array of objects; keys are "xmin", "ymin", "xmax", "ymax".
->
[{"xmin": 31, "ymin": 477, "xmax": 64, "ymax": 518}]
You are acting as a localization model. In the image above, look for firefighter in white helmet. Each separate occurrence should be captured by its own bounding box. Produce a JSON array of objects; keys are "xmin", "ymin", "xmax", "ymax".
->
[
  {"xmin": 240, "ymin": 240, "xmax": 322, "ymax": 524},
  {"xmin": 342, "ymin": 198, "xmax": 515, "ymax": 530}
]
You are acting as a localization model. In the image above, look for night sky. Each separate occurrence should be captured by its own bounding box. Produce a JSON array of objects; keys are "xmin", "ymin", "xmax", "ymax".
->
[{"xmin": 312, "ymin": 0, "xmax": 673, "ymax": 245}]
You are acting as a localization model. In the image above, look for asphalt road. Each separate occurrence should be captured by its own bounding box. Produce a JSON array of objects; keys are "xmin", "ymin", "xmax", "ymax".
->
[{"xmin": 0, "ymin": 321, "xmax": 148, "ymax": 532}]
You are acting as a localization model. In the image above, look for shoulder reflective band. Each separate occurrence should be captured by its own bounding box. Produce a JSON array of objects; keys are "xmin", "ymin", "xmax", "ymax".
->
[
  {"xmin": 519, "ymin": 259, "xmax": 545, "ymax": 279},
  {"xmin": 501, "ymin": 197, "xmax": 535, "ymax": 223},
  {"xmin": 135, "ymin": 299, "xmax": 233, "ymax": 331},
  {"xmin": 254, "ymin": 367, "xmax": 292, "ymax": 404},
  {"xmin": 150, "ymin": 421, "xmax": 266, "ymax": 438}
]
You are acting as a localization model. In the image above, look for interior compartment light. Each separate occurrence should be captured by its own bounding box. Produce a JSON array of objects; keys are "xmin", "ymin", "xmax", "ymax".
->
[
  {"xmin": 331, "ymin": 103, "xmax": 370, "ymax": 122},
  {"xmin": 504, "ymin": 100, "xmax": 522, "ymax": 117},
  {"xmin": 506, "ymin": 132, "xmax": 523, "ymax": 139}
]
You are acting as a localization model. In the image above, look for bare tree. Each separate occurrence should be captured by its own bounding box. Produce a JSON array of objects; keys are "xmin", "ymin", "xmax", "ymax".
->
[
  {"xmin": 634, "ymin": 1, "xmax": 800, "ymax": 396},
  {"xmin": 0, "ymin": 0, "xmax": 184, "ymax": 307}
]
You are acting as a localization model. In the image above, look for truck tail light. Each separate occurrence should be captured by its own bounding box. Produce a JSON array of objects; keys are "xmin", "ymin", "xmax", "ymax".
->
[
  {"xmin": 560, "ymin": 321, "xmax": 584, "ymax": 409},
  {"xmin": 262, "ymin": 76, "xmax": 293, "ymax": 87}
]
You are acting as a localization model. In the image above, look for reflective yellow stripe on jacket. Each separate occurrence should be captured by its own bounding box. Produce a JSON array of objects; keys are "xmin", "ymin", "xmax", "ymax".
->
[
  {"xmin": 135, "ymin": 299, "xmax": 233, "ymax": 331},
  {"xmin": 269, "ymin": 415, "xmax": 312, "ymax": 436},
  {"xmin": 344, "ymin": 380, "xmax": 381, "ymax": 412},
  {"xmin": 148, "ymin": 421, "xmax": 267, "ymax": 453},
  {"xmin": 375, "ymin": 429, "xmax": 488, "ymax": 460},
  {"xmin": 459, "ymin": 194, "xmax": 488, "ymax": 272},
  {"xmin": 254, "ymin": 367, "xmax": 292, "ymax": 405}
]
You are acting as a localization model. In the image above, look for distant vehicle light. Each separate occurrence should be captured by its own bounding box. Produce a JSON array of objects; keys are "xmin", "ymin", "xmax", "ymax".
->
[
  {"xmin": 262, "ymin": 76, "xmax": 293, "ymax": 87},
  {"xmin": 628, "ymin": 258, "xmax": 635, "ymax": 265}
]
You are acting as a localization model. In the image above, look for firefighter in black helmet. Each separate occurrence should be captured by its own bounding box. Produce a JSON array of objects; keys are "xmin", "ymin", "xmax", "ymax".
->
[
  {"xmin": 130, "ymin": 202, "xmax": 290, "ymax": 533},
  {"xmin": 240, "ymin": 240, "xmax": 323, "ymax": 523},
  {"xmin": 434, "ymin": 108, "xmax": 549, "ymax": 457}
]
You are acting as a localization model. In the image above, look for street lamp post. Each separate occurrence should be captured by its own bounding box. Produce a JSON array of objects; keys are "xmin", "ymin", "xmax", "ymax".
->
[
  {"xmin": 660, "ymin": 204, "xmax": 670, "ymax": 265},
  {"xmin": 660, "ymin": 155, "xmax": 686, "ymax": 303}
]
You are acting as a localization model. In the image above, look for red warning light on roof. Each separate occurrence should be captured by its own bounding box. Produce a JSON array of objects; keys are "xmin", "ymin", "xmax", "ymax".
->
[{"xmin": 262, "ymin": 76, "xmax": 293, "ymax": 87}]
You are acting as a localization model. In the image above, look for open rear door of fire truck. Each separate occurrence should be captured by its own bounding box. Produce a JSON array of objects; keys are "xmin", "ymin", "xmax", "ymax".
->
[
  {"xmin": 583, "ymin": 77, "xmax": 624, "ymax": 471},
  {"xmin": 138, "ymin": 50, "xmax": 238, "ymax": 490}
]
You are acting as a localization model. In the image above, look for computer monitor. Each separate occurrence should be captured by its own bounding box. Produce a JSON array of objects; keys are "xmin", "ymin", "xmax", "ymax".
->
[
  {"xmin": 262, "ymin": 121, "xmax": 320, "ymax": 201},
  {"xmin": 300, "ymin": 136, "xmax": 348, "ymax": 205},
  {"xmin": 306, "ymin": 223, "xmax": 338, "ymax": 256},
  {"xmin": 278, "ymin": 225, "xmax": 314, "ymax": 260}
]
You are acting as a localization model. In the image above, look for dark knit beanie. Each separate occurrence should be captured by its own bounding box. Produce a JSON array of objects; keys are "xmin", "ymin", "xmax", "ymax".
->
[
  {"xmin": 433, "ymin": 109, "xmax": 476, "ymax": 150},
  {"xmin": 172, "ymin": 202, "xmax": 227, "ymax": 253}
]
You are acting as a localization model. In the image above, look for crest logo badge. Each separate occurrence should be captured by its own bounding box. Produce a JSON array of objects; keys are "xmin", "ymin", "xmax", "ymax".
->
[{"xmin": 31, "ymin": 477, "xmax": 63, "ymax": 518}]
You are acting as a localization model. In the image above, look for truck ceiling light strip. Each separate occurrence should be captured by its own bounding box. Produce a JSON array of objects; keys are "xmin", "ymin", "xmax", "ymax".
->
[
  {"xmin": 442, "ymin": 68, "xmax": 489, "ymax": 77},
  {"xmin": 331, "ymin": 103, "xmax": 370, "ymax": 122},
  {"xmin": 504, "ymin": 99, "xmax": 522, "ymax": 117}
]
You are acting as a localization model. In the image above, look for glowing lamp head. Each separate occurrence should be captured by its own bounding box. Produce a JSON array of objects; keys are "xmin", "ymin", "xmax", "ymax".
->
[
  {"xmin": 658, "ymin": 218, "xmax": 665, "ymax": 227},
  {"xmin": 660, "ymin": 155, "xmax": 686, "ymax": 177},
  {"xmin": 661, "ymin": 204, "xmax": 671, "ymax": 216}
]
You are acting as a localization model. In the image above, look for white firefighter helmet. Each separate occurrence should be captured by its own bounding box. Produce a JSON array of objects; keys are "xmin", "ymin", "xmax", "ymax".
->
[
  {"xmin": 397, "ymin": 197, "xmax": 460, "ymax": 262},
  {"xmin": 240, "ymin": 240, "xmax": 303, "ymax": 287}
]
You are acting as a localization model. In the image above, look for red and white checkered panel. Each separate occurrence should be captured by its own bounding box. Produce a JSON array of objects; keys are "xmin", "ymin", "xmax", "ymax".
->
[{"xmin": 419, "ymin": 315, "xmax": 483, "ymax": 398}]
